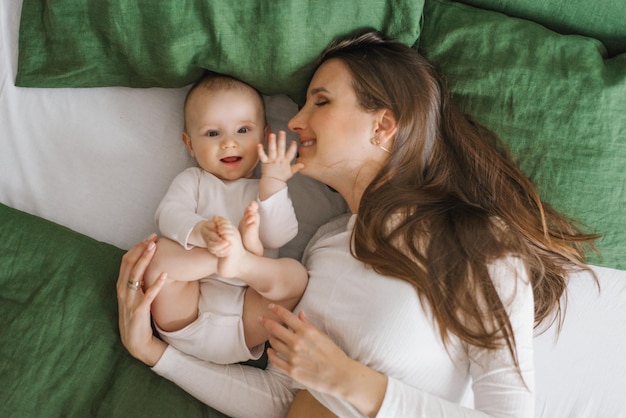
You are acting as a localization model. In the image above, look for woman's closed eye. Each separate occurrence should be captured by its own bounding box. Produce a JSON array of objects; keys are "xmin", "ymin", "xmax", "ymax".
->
[{"xmin": 314, "ymin": 100, "xmax": 329, "ymax": 107}]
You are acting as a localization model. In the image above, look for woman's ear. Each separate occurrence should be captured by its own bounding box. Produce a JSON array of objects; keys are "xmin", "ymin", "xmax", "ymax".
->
[
  {"xmin": 181, "ymin": 132, "xmax": 195, "ymax": 157},
  {"xmin": 375, "ymin": 109, "xmax": 398, "ymax": 149}
]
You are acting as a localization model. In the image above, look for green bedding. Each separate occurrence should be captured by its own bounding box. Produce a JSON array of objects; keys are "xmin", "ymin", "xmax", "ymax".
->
[
  {"xmin": 418, "ymin": 0, "xmax": 626, "ymax": 269},
  {"xmin": 15, "ymin": 0, "xmax": 424, "ymax": 104},
  {"xmin": 454, "ymin": 0, "xmax": 626, "ymax": 56},
  {"xmin": 0, "ymin": 203, "xmax": 224, "ymax": 417}
]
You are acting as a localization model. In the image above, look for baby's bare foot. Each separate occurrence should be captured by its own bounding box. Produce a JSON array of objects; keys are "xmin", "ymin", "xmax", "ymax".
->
[
  {"xmin": 214, "ymin": 217, "xmax": 247, "ymax": 278},
  {"xmin": 239, "ymin": 201, "xmax": 264, "ymax": 256}
]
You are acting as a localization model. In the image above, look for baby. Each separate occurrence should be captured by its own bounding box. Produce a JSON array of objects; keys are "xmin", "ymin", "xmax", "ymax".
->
[{"xmin": 144, "ymin": 73, "xmax": 308, "ymax": 364}]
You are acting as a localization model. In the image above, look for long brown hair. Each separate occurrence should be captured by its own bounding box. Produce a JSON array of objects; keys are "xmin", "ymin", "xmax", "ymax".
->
[{"xmin": 319, "ymin": 31, "xmax": 598, "ymax": 367}]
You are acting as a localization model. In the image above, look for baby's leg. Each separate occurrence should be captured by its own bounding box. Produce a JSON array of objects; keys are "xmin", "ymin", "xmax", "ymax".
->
[
  {"xmin": 144, "ymin": 237, "xmax": 218, "ymax": 332},
  {"xmin": 213, "ymin": 217, "xmax": 308, "ymax": 302},
  {"xmin": 239, "ymin": 200, "xmax": 264, "ymax": 256},
  {"xmin": 241, "ymin": 287, "xmax": 305, "ymax": 352}
]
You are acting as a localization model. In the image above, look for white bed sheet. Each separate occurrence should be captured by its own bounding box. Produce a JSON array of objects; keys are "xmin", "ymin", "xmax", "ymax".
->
[{"xmin": 1, "ymin": 1, "xmax": 625, "ymax": 416}]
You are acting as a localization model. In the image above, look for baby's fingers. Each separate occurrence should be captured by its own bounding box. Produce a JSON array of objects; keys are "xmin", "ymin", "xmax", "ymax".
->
[
  {"xmin": 258, "ymin": 143, "xmax": 269, "ymax": 163},
  {"xmin": 285, "ymin": 140, "xmax": 299, "ymax": 162},
  {"xmin": 266, "ymin": 132, "xmax": 277, "ymax": 160},
  {"xmin": 276, "ymin": 131, "xmax": 287, "ymax": 158}
]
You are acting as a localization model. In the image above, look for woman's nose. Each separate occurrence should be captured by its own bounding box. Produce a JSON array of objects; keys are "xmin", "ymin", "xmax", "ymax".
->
[{"xmin": 287, "ymin": 108, "xmax": 305, "ymax": 133}]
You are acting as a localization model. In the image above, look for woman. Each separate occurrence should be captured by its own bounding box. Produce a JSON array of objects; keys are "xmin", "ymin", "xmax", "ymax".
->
[{"xmin": 118, "ymin": 31, "xmax": 597, "ymax": 417}]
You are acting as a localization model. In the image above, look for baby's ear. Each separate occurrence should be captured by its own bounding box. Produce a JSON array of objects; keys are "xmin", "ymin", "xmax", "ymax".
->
[{"xmin": 181, "ymin": 132, "xmax": 195, "ymax": 157}]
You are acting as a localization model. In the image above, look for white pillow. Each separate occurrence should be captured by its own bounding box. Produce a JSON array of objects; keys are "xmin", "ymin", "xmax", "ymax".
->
[{"xmin": 0, "ymin": 0, "xmax": 346, "ymax": 255}]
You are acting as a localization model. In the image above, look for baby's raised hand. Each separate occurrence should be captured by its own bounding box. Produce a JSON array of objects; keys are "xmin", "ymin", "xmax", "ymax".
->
[{"xmin": 258, "ymin": 130, "xmax": 304, "ymax": 183}]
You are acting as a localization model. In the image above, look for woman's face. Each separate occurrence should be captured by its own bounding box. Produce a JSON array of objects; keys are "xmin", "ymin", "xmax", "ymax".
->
[{"xmin": 288, "ymin": 59, "xmax": 382, "ymax": 188}]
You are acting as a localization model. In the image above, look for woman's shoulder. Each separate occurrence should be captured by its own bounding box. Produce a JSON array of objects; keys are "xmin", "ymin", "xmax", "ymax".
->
[
  {"xmin": 302, "ymin": 213, "xmax": 353, "ymax": 263},
  {"xmin": 317, "ymin": 213, "xmax": 354, "ymax": 237}
]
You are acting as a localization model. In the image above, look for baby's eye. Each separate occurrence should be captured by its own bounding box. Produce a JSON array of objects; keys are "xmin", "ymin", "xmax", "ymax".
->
[
  {"xmin": 238, "ymin": 127, "xmax": 250, "ymax": 134},
  {"xmin": 207, "ymin": 130, "xmax": 219, "ymax": 137}
]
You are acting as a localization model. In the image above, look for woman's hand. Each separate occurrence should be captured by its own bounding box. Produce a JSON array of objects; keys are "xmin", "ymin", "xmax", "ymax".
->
[
  {"xmin": 116, "ymin": 234, "xmax": 168, "ymax": 366},
  {"xmin": 260, "ymin": 304, "xmax": 388, "ymax": 417}
]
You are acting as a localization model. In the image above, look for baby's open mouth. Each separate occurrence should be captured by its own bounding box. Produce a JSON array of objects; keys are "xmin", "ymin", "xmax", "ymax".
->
[{"xmin": 221, "ymin": 156, "xmax": 242, "ymax": 163}]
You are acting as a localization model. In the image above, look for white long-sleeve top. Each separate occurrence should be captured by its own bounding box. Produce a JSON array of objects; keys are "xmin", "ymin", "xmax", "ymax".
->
[
  {"xmin": 153, "ymin": 213, "xmax": 535, "ymax": 418},
  {"xmin": 155, "ymin": 167, "xmax": 298, "ymax": 256}
]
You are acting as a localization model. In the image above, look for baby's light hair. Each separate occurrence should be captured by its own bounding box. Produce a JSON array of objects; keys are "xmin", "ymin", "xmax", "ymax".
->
[{"xmin": 183, "ymin": 72, "xmax": 267, "ymax": 132}]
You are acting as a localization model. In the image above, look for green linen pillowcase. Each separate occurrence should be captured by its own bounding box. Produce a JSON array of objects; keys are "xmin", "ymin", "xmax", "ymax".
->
[
  {"xmin": 15, "ymin": 0, "xmax": 424, "ymax": 103},
  {"xmin": 453, "ymin": 0, "xmax": 626, "ymax": 56},
  {"xmin": 0, "ymin": 204, "xmax": 225, "ymax": 417},
  {"xmin": 419, "ymin": 0, "xmax": 626, "ymax": 269}
]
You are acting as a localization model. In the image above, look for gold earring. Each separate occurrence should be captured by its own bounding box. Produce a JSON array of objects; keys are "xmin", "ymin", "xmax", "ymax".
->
[{"xmin": 370, "ymin": 136, "xmax": 391, "ymax": 154}]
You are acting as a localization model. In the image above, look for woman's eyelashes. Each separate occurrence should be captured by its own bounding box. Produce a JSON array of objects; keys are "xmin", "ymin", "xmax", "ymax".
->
[{"xmin": 315, "ymin": 99, "xmax": 329, "ymax": 107}]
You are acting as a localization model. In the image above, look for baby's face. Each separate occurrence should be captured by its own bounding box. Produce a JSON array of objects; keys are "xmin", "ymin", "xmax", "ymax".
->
[{"xmin": 183, "ymin": 87, "xmax": 265, "ymax": 181}]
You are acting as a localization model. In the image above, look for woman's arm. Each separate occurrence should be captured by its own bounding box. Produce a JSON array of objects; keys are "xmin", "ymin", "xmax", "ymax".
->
[
  {"xmin": 260, "ymin": 304, "xmax": 388, "ymax": 417},
  {"xmin": 152, "ymin": 347, "xmax": 295, "ymax": 418},
  {"xmin": 374, "ymin": 261, "xmax": 535, "ymax": 418},
  {"xmin": 260, "ymin": 257, "xmax": 535, "ymax": 418}
]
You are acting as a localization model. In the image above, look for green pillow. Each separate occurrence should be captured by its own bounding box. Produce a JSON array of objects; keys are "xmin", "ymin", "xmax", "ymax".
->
[
  {"xmin": 453, "ymin": 0, "xmax": 626, "ymax": 56},
  {"xmin": 0, "ymin": 203, "xmax": 226, "ymax": 416},
  {"xmin": 15, "ymin": 0, "xmax": 424, "ymax": 104},
  {"xmin": 419, "ymin": 0, "xmax": 626, "ymax": 269}
]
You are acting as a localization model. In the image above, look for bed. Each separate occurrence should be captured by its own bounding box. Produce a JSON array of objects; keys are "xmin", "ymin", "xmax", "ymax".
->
[{"xmin": 1, "ymin": 0, "xmax": 625, "ymax": 416}]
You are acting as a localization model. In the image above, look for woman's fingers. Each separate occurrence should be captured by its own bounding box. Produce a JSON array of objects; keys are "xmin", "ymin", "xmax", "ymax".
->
[
  {"xmin": 117, "ymin": 235, "xmax": 156, "ymax": 291},
  {"xmin": 128, "ymin": 240, "xmax": 157, "ymax": 285},
  {"xmin": 142, "ymin": 273, "xmax": 166, "ymax": 306},
  {"xmin": 260, "ymin": 304, "xmax": 308, "ymax": 363},
  {"xmin": 261, "ymin": 313, "xmax": 297, "ymax": 345},
  {"xmin": 269, "ymin": 303, "xmax": 305, "ymax": 332},
  {"xmin": 266, "ymin": 347, "xmax": 291, "ymax": 371},
  {"xmin": 121, "ymin": 234, "xmax": 156, "ymax": 267}
]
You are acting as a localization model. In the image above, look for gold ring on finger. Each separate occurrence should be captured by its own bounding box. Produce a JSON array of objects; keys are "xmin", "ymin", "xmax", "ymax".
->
[{"xmin": 127, "ymin": 280, "xmax": 143, "ymax": 291}]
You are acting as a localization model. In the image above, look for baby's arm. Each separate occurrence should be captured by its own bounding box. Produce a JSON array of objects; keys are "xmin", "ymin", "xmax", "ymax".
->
[
  {"xmin": 258, "ymin": 130, "xmax": 304, "ymax": 201},
  {"xmin": 157, "ymin": 168, "xmax": 210, "ymax": 249}
]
